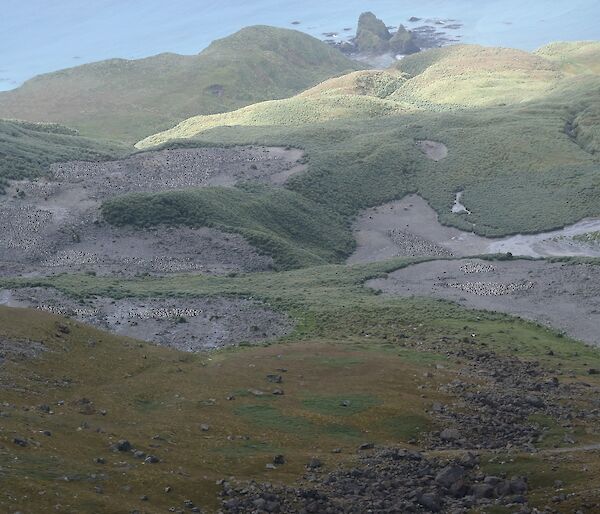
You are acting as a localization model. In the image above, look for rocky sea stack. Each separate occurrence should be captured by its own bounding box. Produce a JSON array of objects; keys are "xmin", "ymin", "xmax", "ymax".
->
[{"xmin": 355, "ymin": 12, "xmax": 420, "ymax": 55}]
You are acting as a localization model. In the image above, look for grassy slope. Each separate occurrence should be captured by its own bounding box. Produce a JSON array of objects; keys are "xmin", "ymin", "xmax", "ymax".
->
[
  {"xmin": 120, "ymin": 43, "xmax": 600, "ymax": 269},
  {"xmin": 0, "ymin": 26, "xmax": 363, "ymax": 143},
  {"xmin": 0, "ymin": 119, "xmax": 127, "ymax": 191},
  {"xmin": 101, "ymin": 183, "xmax": 354, "ymax": 270},
  {"xmin": 1, "ymin": 259, "xmax": 600, "ymax": 512},
  {"xmin": 393, "ymin": 44, "xmax": 562, "ymax": 108},
  {"xmin": 536, "ymin": 41, "xmax": 600, "ymax": 75}
]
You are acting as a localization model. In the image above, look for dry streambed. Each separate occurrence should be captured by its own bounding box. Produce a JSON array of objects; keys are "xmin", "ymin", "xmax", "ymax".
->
[
  {"xmin": 0, "ymin": 288, "xmax": 292, "ymax": 351},
  {"xmin": 367, "ymin": 258, "xmax": 600, "ymax": 347},
  {"xmin": 0, "ymin": 146, "xmax": 304, "ymax": 277}
]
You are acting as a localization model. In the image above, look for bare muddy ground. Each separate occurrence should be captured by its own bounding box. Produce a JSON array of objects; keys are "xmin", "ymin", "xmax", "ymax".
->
[
  {"xmin": 348, "ymin": 194, "xmax": 600, "ymax": 264},
  {"xmin": 367, "ymin": 259, "xmax": 600, "ymax": 347},
  {"xmin": 1, "ymin": 146, "xmax": 303, "ymax": 277},
  {"xmin": 0, "ymin": 288, "xmax": 293, "ymax": 351},
  {"xmin": 415, "ymin": 140, "xmax": 448, "ymax": 161}
]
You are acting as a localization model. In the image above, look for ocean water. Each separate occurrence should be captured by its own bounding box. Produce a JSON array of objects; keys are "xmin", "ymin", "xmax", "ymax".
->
[{"xmin": 1, "ymin": 0, "xmax": 599, "ymax": 91}]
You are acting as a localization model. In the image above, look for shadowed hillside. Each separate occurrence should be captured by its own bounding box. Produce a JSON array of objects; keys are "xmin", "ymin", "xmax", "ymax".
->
[
  {"xmin": 0, "ymin": 119, "xmax": 127, "ymax": 192},
  {"xmin": 0, "ymin": 26, "xmax": 363, "ymax": 143}
]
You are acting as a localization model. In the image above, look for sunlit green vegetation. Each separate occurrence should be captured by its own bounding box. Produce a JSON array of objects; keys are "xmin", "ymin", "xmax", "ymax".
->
[{"xmin": 0, "ymin": 26, "xmax": 363, "ymax": 142}]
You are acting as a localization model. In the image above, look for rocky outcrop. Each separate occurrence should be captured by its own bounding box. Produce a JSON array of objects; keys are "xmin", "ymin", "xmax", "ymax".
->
[
  {"xmin": 389, "ymin": 24, "xmax": 420, "ymax": 55},
  {"xmin": 356, "ymin": 12, "xmax": 392, "ymax": 53},
  {"xmin": 352, "ymin": 12, "xmax": 420, "ymax": 55},
  {"xmin": 220, "ymin": 448, "xmax": 531, "ymax": 513}
]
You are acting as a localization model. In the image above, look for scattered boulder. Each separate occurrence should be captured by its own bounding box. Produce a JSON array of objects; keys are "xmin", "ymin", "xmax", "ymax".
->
[
  {"xmin": 307, "ymin": 458, "xmax": 322, "ymax": 469},
  {"xmin": 435, "ymin": 464, "xmax": 465, "ymax": 488},
  {"xmin": 112, "ymin": 439, "xmax": 132, "ymax": 452},
  {"xmin": 418, "ymin": 492, "xmax": 442, "ymax": 512},
  {"xmin": 389, "ymin": 25, "xmax": 420, "ymax": 54},
  {"xmin": 439, "ymin": 428, "xmax": 461, "ymax": 442}
]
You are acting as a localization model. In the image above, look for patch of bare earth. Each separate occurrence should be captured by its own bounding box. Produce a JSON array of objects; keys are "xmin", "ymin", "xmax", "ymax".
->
[
  {"xmin": 367, "ymin": 258, "xmax": 600, "ymax": 347},
  {"xmin": 0, "ymin": 146, "xmax": 305, "ymax": 277},
  {"xmin": 0, "ymin": 288, "xmax": 293, "ymax": 351},
  {"xmin": 415, "ymin": 140, "xmax": 448, "ymax": 161},
  {"xmin": 348, "ymin": 194, "xmax": 600, "ymax": 265}
]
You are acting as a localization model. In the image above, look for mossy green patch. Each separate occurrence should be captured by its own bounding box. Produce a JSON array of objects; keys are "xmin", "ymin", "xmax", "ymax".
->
[{"xmin": 302, "ymin": 394, "xmax": 380, "ymax": 416}]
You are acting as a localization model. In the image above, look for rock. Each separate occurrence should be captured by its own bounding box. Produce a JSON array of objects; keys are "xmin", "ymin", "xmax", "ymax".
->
[
  {"xmin": 483, "ymin": 476, "xmax": 502, "ymax": 486},
  {"xmin": 272, "ymin": 388, "xmax": 284, "ymax": 395},
  {"xmin": 200, "ymin": 424, "xmax": 210, "ymax": 432},
  {"xmin": 435, "ymin": 464, "xmax": 465, "ymax": 488},
  {"xmin": 248, "ymin": 389, "xmax": 265, "ymax": 396},
  {"xmin": 133, "ymin": 450, "xmax": 146, "ymax": 459},
  {"xmin": 253, "ymin": 498, "xmax": 266, "ymax": 509},
  {"xmin": 471, "ymin": 483, "xmax": 495, "ymax": 499},
  {"xmin": 524, "ymin": 395, "xmax": 544, "ymax": 408},
  {"xmin": 358, "ymin": 442, "xmax": 375, "ymax": 451},
  {"xmin": 440, "ymin": 428, "xmax": 461, "ymax": 441},
  {"xmin": 340, "ymin": 400, "xmax": 352, "ymax": 407},
  {"xmin": 94, "ymin": 457, "xmax": 106, "ymax": 464},
  {"xmin": 509, "ymin": 477, "xmax": 528, "ymax": 494},
  {"xmin": 57, "ymin": 323, "xmax": 70, "ymax": 334},
  {"xmin": 13, "ymin": 437, "xmax": 28, "ymax": 447},
  {"xmin": 389, "ymin": 24, "xmax": 420, "ymax": 54},
  {"xmin": 266, "ymin": 374, "xmax": 283, "ymax": 383},
  {"xmin": 307, "ymin": 458, "xmax": 322, "ymax": 469},
  {"xmin": 273, "ymin": 454, "xmax": 285, "ymax": 465},
  {"xmin": 113, "ymin": 439, "xmax": 132, "ymax": 452},
  {"xmin": 418, "ymin": 492, "xmax": 442, "ymax": 512}
]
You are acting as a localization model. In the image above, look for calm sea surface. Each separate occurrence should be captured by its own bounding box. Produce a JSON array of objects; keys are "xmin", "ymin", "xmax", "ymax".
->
[{"xmin": 1, "ymin": 0, "xmax": 599, "ymax": 91}]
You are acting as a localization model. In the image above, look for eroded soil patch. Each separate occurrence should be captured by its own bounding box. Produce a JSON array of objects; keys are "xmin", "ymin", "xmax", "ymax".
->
[
  {"xmin": 349, "ymin": 194, "xmax": 600, "ymax": 264},
  {"xmin": 1, "ymin": 146, "xmax": 303, "ymax": 276},
  {"xmin": 367, "ymin": 259, "xmax": 600, "ymax": 347},
  {"xmin": 415, "ymin": 140, "xmax": 448, "ymax": 161},
  {"xmin": 0, "ymin": 288, "xmax": 292, "ymax": 351}
]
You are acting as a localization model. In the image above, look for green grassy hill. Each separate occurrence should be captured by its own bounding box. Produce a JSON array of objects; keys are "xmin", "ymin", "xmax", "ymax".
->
[
  {"xmin": 135, "ymin": 70, "xmax": 409, "ymax": 148},
  {"xmin": 0, "ymin": 26, "xmax": 363, "ymax": 143},
  {"xmin": 0, "ymin": 119, "xmax": 127, "ymax": 192},
  {"xmin": 535, "ymin": 41, "xmax": 600, "ymax": 75},
  {"xmin": 137, "ymin": 43, "xmax": 575, "ymax": 149},
  {"xmin": 124, "ymin": 42, "xmax": 600, "ymax": 268},
  {"xmin": 392, "ymin": 44, "xmax": 563, "ymax": 108}
]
